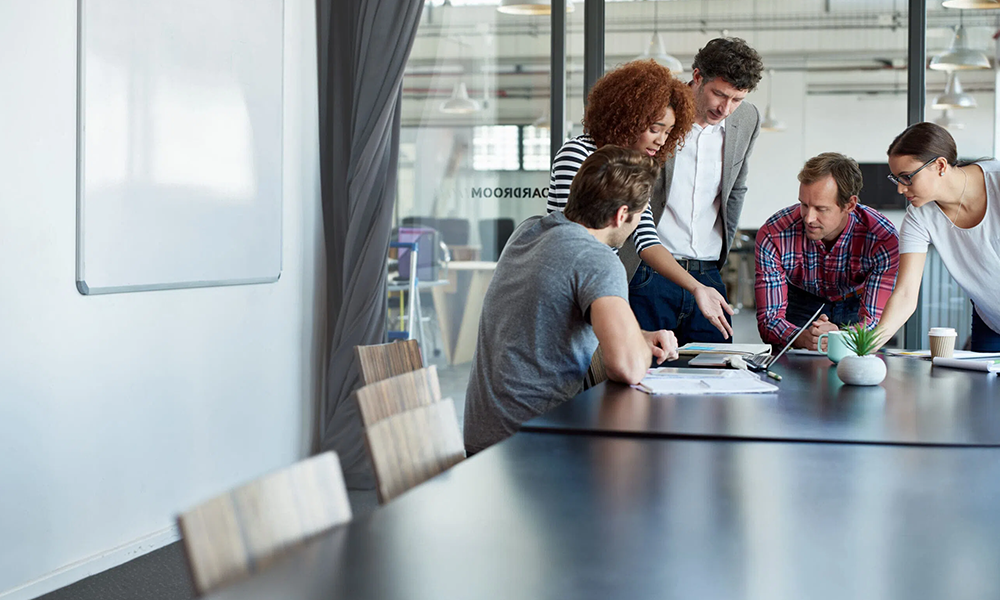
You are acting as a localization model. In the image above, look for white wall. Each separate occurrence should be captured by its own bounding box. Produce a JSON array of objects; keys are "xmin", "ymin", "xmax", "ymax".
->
[{"xmin": 0, "ymin": 0, "xmax": 322, "ymax": 596}]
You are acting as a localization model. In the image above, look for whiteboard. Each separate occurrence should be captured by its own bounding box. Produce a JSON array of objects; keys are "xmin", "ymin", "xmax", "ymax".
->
[{"xmin": 76, "ymin": 0, "xmax": 284, "ymax": 295}]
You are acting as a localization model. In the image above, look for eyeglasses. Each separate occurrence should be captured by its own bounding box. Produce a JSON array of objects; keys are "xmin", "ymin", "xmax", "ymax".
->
[{"xmin": 887, "ymin": 156, "xmax": 940, "ymax": 186}]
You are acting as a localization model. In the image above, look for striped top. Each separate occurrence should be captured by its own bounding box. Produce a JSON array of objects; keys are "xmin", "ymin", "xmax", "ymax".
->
[{"xmin": 546, "ymin": 134, "xmax": 662, "ymax": 255}]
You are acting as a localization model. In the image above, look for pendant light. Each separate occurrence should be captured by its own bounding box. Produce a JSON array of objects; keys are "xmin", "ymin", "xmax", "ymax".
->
[
  {"xmin": 935, "ymin": 109, "xmax": 966, "ymax": 130},
  {"xmin": 635, "ymin": 1, "xmax": 683, "ymax": 75},
  {"xmin": 932, "ymin": 72, "xmax": 977, "ymax": 109},
  {"xmin": 760, "ymin": 70, "xmax": 785, "ymax": 132},
  {"xmin": 942, "ymin": 0, "xmax": 1000, "ymax": 8},
  {"xmin": 439, "ymin": 82, "xmax": 480, "ymax": 114},
  {"xmin": 498, "ymin": 0, "xmax": 574, "ymax": 16},
  {"xmin": 930, "ymin": 14, "xmax": 991, "ymax": 71}
]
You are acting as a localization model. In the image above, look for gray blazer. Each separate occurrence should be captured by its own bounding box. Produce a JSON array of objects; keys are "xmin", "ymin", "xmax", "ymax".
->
[{"xmin": 620, "ymin": 101, "xmax": 762, "ymax": 283}]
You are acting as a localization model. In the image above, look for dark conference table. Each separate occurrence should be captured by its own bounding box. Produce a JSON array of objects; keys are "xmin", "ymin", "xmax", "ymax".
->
[
  {"xmin": 207, "ymin": 431, "xmax": 1000, "ymax": 600},
  {"xmin": 522, "ymin": 354, "xmax": 1000, "ymax": 446}
]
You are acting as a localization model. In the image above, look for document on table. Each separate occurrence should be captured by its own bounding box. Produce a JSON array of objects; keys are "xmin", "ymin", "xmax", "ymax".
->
[
  {"xmin": 883, "ymin": 349, "xmax": 1000, "ymax": 360},
  {"xmin": 636, "ymin": 368, "xmax": 779, "ymax": 395},
  {"xmin": 786, "ymin": 348, "xmax": 826, "ymax": 356},
  {"xmin": 931, "ymin": 357, "xmax": 1000, "ymax": 373}
]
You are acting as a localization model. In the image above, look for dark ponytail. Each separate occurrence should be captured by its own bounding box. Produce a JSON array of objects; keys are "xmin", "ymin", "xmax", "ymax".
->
[{"xmin": 887, "ymin": 122, "xmax": 958, "ymax": 165}]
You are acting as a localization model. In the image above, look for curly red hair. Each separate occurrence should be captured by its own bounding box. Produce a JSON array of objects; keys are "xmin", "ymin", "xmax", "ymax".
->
[{"xmin": 582, "ymin": 60, "xmax": 695, "ymax": 164}]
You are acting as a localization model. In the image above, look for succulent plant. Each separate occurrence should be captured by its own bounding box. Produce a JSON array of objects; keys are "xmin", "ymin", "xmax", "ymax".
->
[{"xmin": 841, "ymin": 321, "xmax": 881, "ymax": 357}]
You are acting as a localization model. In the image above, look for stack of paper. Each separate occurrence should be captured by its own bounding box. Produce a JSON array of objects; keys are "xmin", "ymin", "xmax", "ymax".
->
[
  {"xmin": 678, "ymin": 343, "xmax": 771, "ymax": 357},
  {"xmin": 636, "ymin": 367, "xmax": 779, "ymax": 395}
]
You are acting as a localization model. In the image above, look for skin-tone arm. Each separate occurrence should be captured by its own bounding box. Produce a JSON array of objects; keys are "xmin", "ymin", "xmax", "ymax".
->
[
  {"xmin": 639, "ymin": 244, "xmax": 735, "ymax": 339},
  {"xmin": 873, "ymin": 252, "xmax": 928, "ymax": 350},
  {"xmin": 590, "ymin": 295, "xmax": 679, "ymax": 385}
]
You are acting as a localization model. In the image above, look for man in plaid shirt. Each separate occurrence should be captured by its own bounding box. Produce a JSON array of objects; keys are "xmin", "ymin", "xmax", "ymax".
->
[{"xmin": 755, "ymin": 153, "xmax": 899, "ymax": 350}]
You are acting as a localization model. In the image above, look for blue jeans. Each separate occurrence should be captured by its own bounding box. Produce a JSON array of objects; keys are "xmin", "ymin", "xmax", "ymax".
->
[
  {"xmin": 971, "ymin": 303, "xmax": 1000, "ymax": 352},
  {"xmin": 783, "ymin": 284, "xmax": 862, "ymax": 330},
  {"xmin": 628, "ymin": 262, "xmax": 732, "ymax": 347}
]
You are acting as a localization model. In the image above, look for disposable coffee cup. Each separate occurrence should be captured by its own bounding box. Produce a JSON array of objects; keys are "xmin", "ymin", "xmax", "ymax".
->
[{"xmin": 929, "ymin": 327, "xmax": 957, "ymax": 359}]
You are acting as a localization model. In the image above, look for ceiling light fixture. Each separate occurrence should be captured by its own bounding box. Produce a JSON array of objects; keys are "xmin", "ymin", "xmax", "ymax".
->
[
  {"xmin": 635, "ymin": 0, "xmax": 683, "ymax": 75},
  {"xmin": 497, "ymin": 0, "xmax": 574, "ymax": 16},
  {"xmin": 932, "ymin": 72, "xmax": 977, "ymax": 109},
  {"xmin": 942, "ymin": 0, "xmax": 1000, "ymax": 8},
  {"xmin": 760, "ymin": 70, "xmax": 785, "ymax": 132},
  {"xmin": 929, "ymin": 18, "xmax": 991, "ymax": 71},
  {"xmin": 439, "ymin": 82, "xmax": 481, "ymax": 114}
]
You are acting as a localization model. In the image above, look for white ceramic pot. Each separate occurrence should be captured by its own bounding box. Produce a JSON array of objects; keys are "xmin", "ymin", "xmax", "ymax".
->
[{"xmin": 836, "ymin": 355, "xmax": 887, "ymax": 386}]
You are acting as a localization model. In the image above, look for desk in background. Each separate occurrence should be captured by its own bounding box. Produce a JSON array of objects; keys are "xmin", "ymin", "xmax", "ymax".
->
[{"xmin": 431, "ymin": 261, "xmax": 497, "ymax": 365}]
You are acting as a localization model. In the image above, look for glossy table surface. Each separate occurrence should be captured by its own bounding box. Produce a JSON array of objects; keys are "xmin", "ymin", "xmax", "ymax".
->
[
  {"xmin": 207, "ymin": 431, "xmax": 1000, "ymax": 600},
  {"xmin": 522, "ymin": 355, "xmax": 1000, "ymax": 446}
]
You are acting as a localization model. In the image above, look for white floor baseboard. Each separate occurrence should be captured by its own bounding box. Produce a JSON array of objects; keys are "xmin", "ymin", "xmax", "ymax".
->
[{"xmin": 0, "ymin": 526, "xmax": 179, "ymax": 600}]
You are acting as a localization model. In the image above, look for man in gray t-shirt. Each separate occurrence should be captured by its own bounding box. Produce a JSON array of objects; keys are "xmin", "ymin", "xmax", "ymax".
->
[{"xmin": 464, "ymin": 147, "xmax": 679, "ymax": 454}]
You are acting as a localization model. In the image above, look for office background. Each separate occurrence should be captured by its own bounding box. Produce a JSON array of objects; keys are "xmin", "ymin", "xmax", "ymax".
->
[{"xmin": 2, "ymin": 0, "xmax": 996, "ymax": 597}]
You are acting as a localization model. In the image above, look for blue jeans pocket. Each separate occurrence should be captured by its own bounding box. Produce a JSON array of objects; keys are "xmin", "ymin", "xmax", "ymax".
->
[{"xmin": 630, "ymin": 263, "xmax": 653, "ymax": 290}]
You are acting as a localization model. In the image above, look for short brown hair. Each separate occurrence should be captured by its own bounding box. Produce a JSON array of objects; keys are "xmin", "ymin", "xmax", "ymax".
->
[
  {"xmin": 798, "ymin": 152, "xmax": 863, "ymax": 208},
  {"xmin": 692, "ymin": 37, "xmax": 764, "ymax": 92},
  {"xmin": 583, "ymin": 60, "xmax": 695, "ymax": 163},
  {"xmin": 564, "ymin": 146, "xmax": 660, "ymax": 229}
]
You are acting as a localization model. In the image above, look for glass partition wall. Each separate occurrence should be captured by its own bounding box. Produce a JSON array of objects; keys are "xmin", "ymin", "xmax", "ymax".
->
[
  {"xmin": 398, "ymin": 0, "xmax": 580, "ymax": 410},
  {"xmin": 394, "ymin": 0, "xmax": 994, "ymax": 410}
]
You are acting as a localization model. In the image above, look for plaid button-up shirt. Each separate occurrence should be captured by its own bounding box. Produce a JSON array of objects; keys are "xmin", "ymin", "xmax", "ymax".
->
[{"xmin": 754, "ymin": 204, "xmax": 900, "ymax": 346}]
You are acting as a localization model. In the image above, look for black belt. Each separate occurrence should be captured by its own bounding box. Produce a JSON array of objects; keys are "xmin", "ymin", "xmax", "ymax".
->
[{"xmin": 673, "ymin": 257, "xmax": 716, "ymax": 272}]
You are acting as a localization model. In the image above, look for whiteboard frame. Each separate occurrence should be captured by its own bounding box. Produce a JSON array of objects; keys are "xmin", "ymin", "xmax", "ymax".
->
[{"xmin": 75, "ymin": 0, "xmax": 285, "ymax": 295}]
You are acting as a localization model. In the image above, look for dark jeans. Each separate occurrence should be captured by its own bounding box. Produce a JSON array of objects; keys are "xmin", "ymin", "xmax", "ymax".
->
[
  {"xmin": 783, "ymin": 284, "xmax": 862, "ymax": 330},
  {"xmin": 971, "ymin": 304, "xmax": 1000, "ymax": 352},
  {"xmin": 628, "ymin": 261, "xmax": 732, "ymax": 347}
]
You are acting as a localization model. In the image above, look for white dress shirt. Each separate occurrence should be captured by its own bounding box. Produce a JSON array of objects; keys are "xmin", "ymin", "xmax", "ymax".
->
[{"xmin": 657, "ymin": 120, "xmax": 726, "ymax": 261}]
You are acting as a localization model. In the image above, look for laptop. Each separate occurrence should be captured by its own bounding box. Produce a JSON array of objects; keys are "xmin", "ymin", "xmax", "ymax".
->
[{"xmin": 745, "ymin": 304, "xmax": 826, "ymax": 372}]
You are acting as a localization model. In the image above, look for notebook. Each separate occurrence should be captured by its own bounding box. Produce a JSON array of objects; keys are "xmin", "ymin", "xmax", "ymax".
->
[{"xmin": 678, "ymin": 343, "xmax": 771, "ymax": 357}]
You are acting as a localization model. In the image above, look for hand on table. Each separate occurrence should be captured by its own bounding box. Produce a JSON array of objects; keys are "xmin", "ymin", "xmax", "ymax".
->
[
  {"xmin": 643, "ymin": 330, "xmax": 679, "ymax": 365},
  {"xmin": 692, "ymin": 285, "xmax": 735, "ymax": 340},
  {"xmin": 796, "ymin": 314, "xmax": 839, "ymax": 351}
]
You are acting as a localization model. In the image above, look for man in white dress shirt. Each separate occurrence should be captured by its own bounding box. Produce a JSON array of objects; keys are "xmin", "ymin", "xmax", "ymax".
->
[{"xmin": 619, "ymin": 37, "xmax": 764, "ymax": 346}]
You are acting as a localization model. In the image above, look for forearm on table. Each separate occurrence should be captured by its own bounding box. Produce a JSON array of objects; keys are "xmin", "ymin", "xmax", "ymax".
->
[{"xmin": 760, "ymin": 311, "xmax": 797, "ymax": 346}]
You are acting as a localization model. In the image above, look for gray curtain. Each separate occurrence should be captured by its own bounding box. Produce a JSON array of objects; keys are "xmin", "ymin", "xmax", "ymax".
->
[{"xmin": 317, "ymin": 0, "xmax": 425, "ymax": 487}]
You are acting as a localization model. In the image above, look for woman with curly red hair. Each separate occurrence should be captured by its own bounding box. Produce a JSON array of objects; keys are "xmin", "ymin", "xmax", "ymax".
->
[
  {"xmin": 547, "ymin": 60, "xmax": 733, "ymax": 340},
  {"xmin": 547, "ymin": 60, "xmax": 693, "ymax": 212}
]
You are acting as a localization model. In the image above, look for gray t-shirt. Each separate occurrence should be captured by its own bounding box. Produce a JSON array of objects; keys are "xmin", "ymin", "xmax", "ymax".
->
[{"xmin": 463, "ymin": 211, "xmax": 629, "ymax": 453}]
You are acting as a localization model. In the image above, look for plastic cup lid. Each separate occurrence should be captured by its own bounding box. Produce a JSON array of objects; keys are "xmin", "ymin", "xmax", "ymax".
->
[{"xmin": 928, "ymin": 327, "xmax": 957, "ymax": 336}]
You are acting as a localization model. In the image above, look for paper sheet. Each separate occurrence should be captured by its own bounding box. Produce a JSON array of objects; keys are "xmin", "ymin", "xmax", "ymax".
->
[{"xmin": 636, "ymin": 367, "xmax": 779, "ymax": 395}]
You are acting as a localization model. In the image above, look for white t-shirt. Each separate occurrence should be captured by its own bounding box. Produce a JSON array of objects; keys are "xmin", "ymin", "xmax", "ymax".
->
[{"xmin": 899, "ymin": 160, "xmax": 1000, "ymax": 333}]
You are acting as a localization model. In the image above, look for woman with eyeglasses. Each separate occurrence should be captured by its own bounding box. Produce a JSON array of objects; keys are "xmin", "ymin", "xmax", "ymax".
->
[{"xmin": 873, "ymin": 122, "xmax": 1000, "ymax": 351}]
